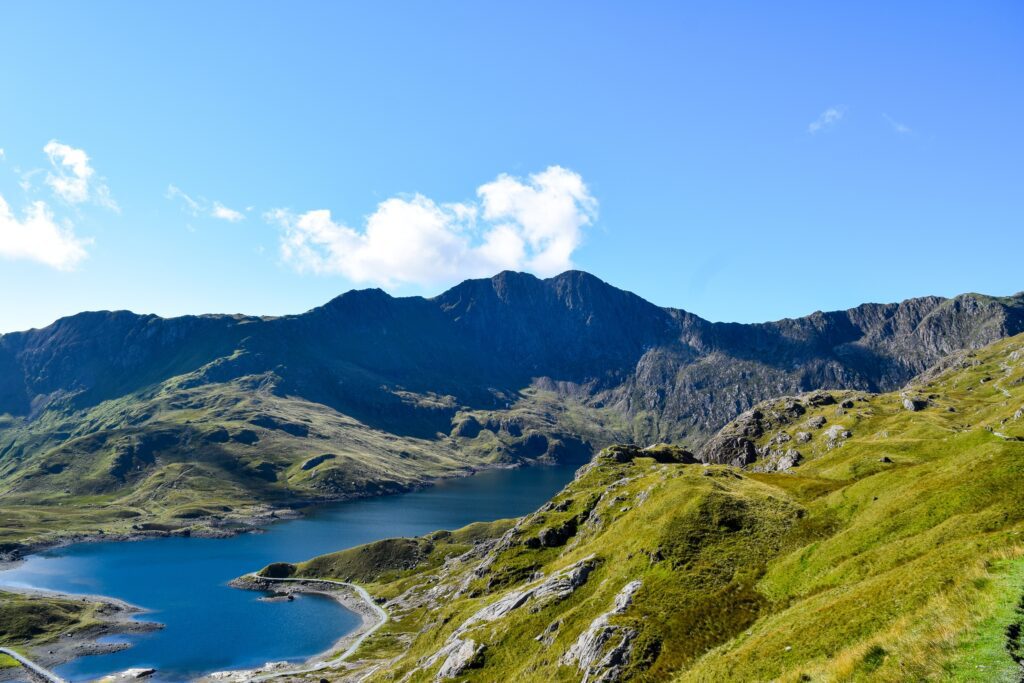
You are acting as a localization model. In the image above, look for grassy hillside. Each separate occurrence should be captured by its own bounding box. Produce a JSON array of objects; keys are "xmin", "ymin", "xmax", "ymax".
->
[
  {"xmin": 262, "ymin": 333, "xmax": 1024, "ymax": 682},
  {"xmin": 0, "ymin": 590, "xmax": 106, "ymax": 669},
  {"xmin": 0, "ymin": 373, "xmax": 617, "ymax": 554}
]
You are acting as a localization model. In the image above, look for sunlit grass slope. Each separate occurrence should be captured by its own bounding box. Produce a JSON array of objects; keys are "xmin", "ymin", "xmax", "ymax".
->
[{"xmin": 263, "ymin": 333, "xmax": 1024, "ymax": 682}]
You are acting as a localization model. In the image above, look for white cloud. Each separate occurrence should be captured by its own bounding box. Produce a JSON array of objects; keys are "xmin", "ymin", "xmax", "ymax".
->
[
  {"xmin": 808, "ymin": 106, "xmax": 845, "ymax": 134},
  {"xmin": 270, "ymin": 165, "xmax": 598, "ymax": 288},
  {"xmin": 212, "ymin": 202, "xmax": 244, "ymax": 222},
  {"xmin": 0, "ymin": 148, "xmax": 5, "ymax": 161},
  {"xmin": 883, "ymin": 113, "xmax": 912, "ymax": 135},
  {"xmin": 0, "ymin": 193, "xmax": 91, "ymax": 270},
  {"xmin": 167, "ymin": 185, "xmax": 245, "ymax": 223},
  {"xmin": 43, "ymin": 140, "xmax": 118, "ymax": 211}
]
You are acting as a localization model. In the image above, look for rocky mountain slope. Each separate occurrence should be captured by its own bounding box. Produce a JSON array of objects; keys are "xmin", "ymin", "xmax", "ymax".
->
[
  {"xmin": 1, "ymin": 271, "xmax": 1022, "ymax": 553},
  {"xmin": 262, "ymin": 332, "xmax": 1024, "ymax": 682}
]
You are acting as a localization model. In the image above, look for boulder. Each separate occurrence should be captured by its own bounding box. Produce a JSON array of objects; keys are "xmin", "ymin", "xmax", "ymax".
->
[
  {"xmin": 903, "ymin": 397, "xmax": 927, "ymax": 412},
  {"xmin": 697, "ymin": 436, "xmax": 757, "ymax": 467},
  {"xmin": 776, "ymin": 449, "xmax": 802, "ymax": 471}
]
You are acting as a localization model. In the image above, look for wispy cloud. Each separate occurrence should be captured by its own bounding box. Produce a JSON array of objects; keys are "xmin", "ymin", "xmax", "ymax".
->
[
  {"xmin": 808, "ymin": 106, "xmax": 845, "ymax": 134},
  {"xmin": 212, "ymin": 202, "xmax": 244, "ymax": 223},
  {"xmin": 166, "ymin": 185, "xmax": 245, "ymax": 223},
  {"xmin": 0, "ymin": 194, "xmax": 91, "ymax": 270},
  {"xmin": 268, "ymin": 165, "xmax": 598, "ymax": 288},
  {"xmin": 883, "ymin": 113, "xmax": 913, "ymax": 135},
  {"xmin": 43, "ymin": 140, "xmax": 119, "ymax": 211}
]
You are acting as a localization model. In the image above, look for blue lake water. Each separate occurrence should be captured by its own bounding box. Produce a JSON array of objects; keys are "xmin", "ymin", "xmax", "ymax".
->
[{"xmin": 0, "ymin": 460, "xmax": 583, "ymax": 682}]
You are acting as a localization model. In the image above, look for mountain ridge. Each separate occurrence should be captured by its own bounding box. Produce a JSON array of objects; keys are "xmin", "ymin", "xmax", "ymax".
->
[{"xmin": 1, "ymin": 270, "xmax": 1023, "ymax": 555}]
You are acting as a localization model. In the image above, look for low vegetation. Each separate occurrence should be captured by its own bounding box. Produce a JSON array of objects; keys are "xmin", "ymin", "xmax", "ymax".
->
[
  {"xmin": 262, "ymin": 333, "xmax": 1024, "ymax": 681},
  {"xmin": 0, "ymin": 590, "xmax": 105, "ymax": 665}
]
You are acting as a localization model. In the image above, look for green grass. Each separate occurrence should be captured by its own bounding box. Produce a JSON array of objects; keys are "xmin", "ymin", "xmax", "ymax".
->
[
  {"xmin": 261, "ymin": 333, "xmax": 1024, "ymax": 682},
  {"xmin": 0, "ymin": 590, "xmax": 103, "ymax": 647}
]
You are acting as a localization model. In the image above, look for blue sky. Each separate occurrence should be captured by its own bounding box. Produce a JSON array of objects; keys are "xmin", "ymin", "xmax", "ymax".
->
[{"xmin": 1, "ymin": 1, "xmax": 1022, "ymax": 332}]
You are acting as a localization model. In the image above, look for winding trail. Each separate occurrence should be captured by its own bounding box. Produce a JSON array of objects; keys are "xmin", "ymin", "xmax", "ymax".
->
[
  {"xmin": 245, "ymin": 576, "xmax": 388, "ymax": 681},
  {"xmin": 0, "ymin": 648, "xmax": 67, "ymax": 683}
]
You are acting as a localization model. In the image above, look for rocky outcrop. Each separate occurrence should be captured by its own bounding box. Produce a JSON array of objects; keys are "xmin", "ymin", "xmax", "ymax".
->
[
  {"xmin": 417, "ymin": 557, "xmax": 599, "ymax": 679},
  {"xmin": 562, "ymin": 580, "xmax": 644, "ymax": 682},
  {"xmin": 902, "ymin": 395, "xmax": 928, "ymax": 411},
  {"xmin": 431, "ymin": 638, "xmax": 484, "ymax": 679},
  {"xmin": 599, "ymin": 444, "xmax": 697, "ymax": 465},
  {"xmin": 461, "ymin": 556, "xmax": 598, "ymax": 628},
  {"xmin": 698, "ymin": 392, "xmax": 850, "ymax": 467}
]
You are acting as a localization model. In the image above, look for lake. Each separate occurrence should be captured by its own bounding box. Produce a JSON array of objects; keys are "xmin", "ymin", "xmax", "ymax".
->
[{"xmin": 0, "ymin": 460, "xmax": 584, "ymax": 681}]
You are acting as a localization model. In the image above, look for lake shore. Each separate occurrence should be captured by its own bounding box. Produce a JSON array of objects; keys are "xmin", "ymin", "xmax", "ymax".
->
[
  {"xmin": 0, "ymin": 587, "xmax": 162, "ymax": 682},
  {"xmin": 199, "ymin": 575, "xmax": 388, "ymax": 682},
  {"xmin": 0, "ymin": 460, "xmax": 532, "ymax": 571}
]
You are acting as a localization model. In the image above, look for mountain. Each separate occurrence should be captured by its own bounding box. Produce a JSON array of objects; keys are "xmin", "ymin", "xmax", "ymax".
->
[
  {"xmin": 1, "ymin": 271, "xmax": 1023, "ymax": 553},
  {"xmin": 257, "ymin": 332, "xmax": 1024, "ymax": 682}
]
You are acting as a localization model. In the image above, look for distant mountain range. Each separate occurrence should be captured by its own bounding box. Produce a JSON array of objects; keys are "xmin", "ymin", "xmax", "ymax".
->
[{"xmin": 0, "ymin": 271, "xmax": 1022, "ymax": 550}]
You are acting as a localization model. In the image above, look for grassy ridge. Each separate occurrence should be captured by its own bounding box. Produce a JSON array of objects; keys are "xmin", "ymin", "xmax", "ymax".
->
[{"xmin": 267, "ymin": 333, "xmax": 1024, "ymax": 681}]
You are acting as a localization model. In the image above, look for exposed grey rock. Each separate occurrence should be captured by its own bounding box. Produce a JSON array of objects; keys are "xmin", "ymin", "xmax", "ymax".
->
[
  {"xmin": 806, "ymin": 393, "xmax": 837, "ymax": 407},
  {"xmin": 825, "ymin": 425, "xmax": 852, "ymax": 440},
  {"xmin": 419, "ymin": 637, "xmax": 485, "ymax": 680},
  {"xmin": 824, "ymin": 424, "xmax": 852, "ymax": 449},
  {"xmin": 562, "ymin": 580, "xmax": 643, "ymax": 683},
  {"xmin": 436, "ymin": 638, "xmax": 484, "ymax": 679},
  {"xmin": 600, "ymin": 444, "xmax": 696, "ymax": 464},
  {"xmin": 698, "ymin": 435, "xmax": 757, "ymax": 467},
  {"xmin": 752, "ymin": 448, "xmax": 801, "ymax": 473},
  {"xmin": 903, "ymin": 396, "xmax": 928, "ymax": 411},
  {"xmin": 462, "ymin": 556, "xmax": 598, "ymax": 629},
  {"xmin": 806, "ymin": 416, "xmax": 827, "ymax": 429},
  {"xmin": 795, "ymin": 431, "xmax": 812, "ymax": 443},
  {"xmin": 535, "ymin": 619, "xmax": 561, "ymax": 645},
  {"xmin": 530, "ymin": 557, "xmax": 598, "ymax": 606},
  {"xmin": 777, "ymin": 449, "xmax": 802, "ymax": 471}
]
